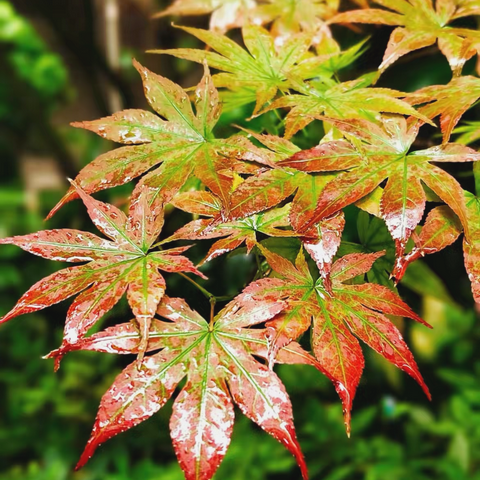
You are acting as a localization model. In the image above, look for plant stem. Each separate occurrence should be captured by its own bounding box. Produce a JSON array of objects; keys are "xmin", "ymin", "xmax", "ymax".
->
[
  {"xmin": 178, "ymin": 272, "xmax": 215, "ymax": 301},
  {"xmin": 178, "ymin": 272, "xmax": 222, "ymax": 331},
  {"xmin": 177, "ymin": 274, "xmax": 238, "ymax": 330}
]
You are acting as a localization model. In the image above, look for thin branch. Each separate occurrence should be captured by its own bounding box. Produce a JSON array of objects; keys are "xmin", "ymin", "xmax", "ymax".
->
[{"xmin": 177, "ymin": 272, "xmax": 215, "ymax": 301}]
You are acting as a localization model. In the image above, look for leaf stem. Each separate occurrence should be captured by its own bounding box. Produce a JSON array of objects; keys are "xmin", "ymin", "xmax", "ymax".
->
[
  {"xmin": 178, "ymin": 273, "xmax": 237, "ymax": 329},
  {"xmin": 178, "ymin": 273, "xmax": 237, "ymax": 302},
  {"xmin": 178, "ymin": 272, "xmax": 215, "ymax": 301},
  {"xmin": 216, "ymin": 294, "xmax": 236, "ymax": 302}
]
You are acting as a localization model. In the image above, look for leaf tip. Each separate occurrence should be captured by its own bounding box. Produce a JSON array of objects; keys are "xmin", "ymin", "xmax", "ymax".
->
[
  {"xmin": 132, "ymin": 57, "xmax": 145, "ymax": 75},
  {"xmin": 45, "ymin": 188, "xmax": 76, "ymax": 220},
  {"xmin": 196, "ymin": 270, "xmax": 209, "ymax": 280},
  {"xmin": 422, "ymin": 382, "xmax": 432, "ymax": 401},
  {"xmin": 74, "ymin": 456, "xmax": 88, "ymax": 472},
  {"xmin": 136, "ymin": 350, "xmax": 146, "ymax": 364},
  {"xmin": 43, "ymin": 347, "xmax": 66, "ymax": 371},
  {"xmin": 345, "ymin": 417, "xmax": 352, "ymax": 438},
  {"xmin": 0, "ymin": 309, "xmax": 17, "ymax": 325},
  {"xmin": 76, "ymin": 438, "xmax": 98, "ymax": 471}
]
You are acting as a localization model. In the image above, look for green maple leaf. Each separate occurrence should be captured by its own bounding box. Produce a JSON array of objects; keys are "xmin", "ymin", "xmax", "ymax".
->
[
  {"xmin": 151, "ymin": 24, "xmax": 327, "ymax": 115},
  {"xmin": 47, "ymin": 60, "xmax": 266, "ymax": 219},
  {"xmin": 331, "ymin": 0, "xmax": 480, "ymax": 74},
  {"xmin": 262, "ymin": 72, "xmax": 432, "ymax": 138}
]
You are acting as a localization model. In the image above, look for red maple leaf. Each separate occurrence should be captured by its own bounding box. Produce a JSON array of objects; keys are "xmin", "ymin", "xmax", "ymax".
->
[
  {"xmin": 240, "ymin": 245, "xmax": 431, "ymax": 433},
  {"xmin": 47, "ymin": 294, "xmax": 326, "ymax": 480},
  {"xmin": 0, "ymin": 183, "xmax": 205, "ymax": 359}
]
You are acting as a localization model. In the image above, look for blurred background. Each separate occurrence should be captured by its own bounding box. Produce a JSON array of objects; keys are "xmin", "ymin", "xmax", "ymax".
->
[{"xmin": 1, "ymin": 1, "xmax": 480, "ymax": 479}]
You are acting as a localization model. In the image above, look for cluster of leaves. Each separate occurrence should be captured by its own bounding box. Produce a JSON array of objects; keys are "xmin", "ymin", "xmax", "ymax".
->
[{"xmin": 3, "ymin": 1, "xmax": 480, "ymax": 479}]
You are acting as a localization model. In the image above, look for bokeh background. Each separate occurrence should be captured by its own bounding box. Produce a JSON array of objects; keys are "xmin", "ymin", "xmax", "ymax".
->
[{"xmin": 1, "ymin": 1, "xmax": 480, "ymax": 479}]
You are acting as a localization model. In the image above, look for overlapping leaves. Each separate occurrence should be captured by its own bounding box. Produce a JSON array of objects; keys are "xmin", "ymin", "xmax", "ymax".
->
[
  {"xmin": 246, "ymin": 245, "xmax": 431, "ymax": 432},
  {"xmin": 392, "ymin": 205, "xmax": 463, "ymax": 281},
  {"xmin": 289, "ymin": 116, "xmax": 480, "ymax": 261},
  {"xmin": 331, "ymin": 0, "xmax": 480, "ymax": 74},
  {"xmin": 262, "ymin": 73, "xmax": 431, "ymax": 138},
  {"xmin": 154, "ymin": 0, "xmax": 341, "ymax": 36},
  {"xmin": 407, "ymin": 75, "xmax": 480, "ymax": 141},
  {"xmin": 219, "ymin": 131, "xmax": 349, "ymax": 279},
  {"xmin": 47, "ymin": 60, "xmax": 265, "ymax": 219},
  {"xmin": 48, "ymin": 294, "xmax": 323, "ymax": 480},
  {"xmin": 0, "ymin": 183, "xmax": 205, "ymax": 357},
  {"xmin": 152, "ymin": 24, "xmax": 331, "ymax": 114},
  {"xmin": 4, "ymin": 5, "xmax": 480, "ymax": 480},
  {"xmin": 168, "ymin": 191, "xmax": 295, "ymax": 264}
]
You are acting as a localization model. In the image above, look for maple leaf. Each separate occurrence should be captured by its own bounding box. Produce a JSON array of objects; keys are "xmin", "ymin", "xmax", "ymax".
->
[
  {"xmin": 151, "ymin": 24, "xmax": 330, "ymax": 115},
  {"xmin": 247, "ymin": 245, "xmax": 431, "ymax": 433},
  {"xmin": 167, "ymin": 190, "xmax": 295, "ymax": 265},
  {"xmin": 252, "ymin": 0, "xmax": 340, "ymax": 40},
  {"xmin": 219, "ymin": 131, "xmax": 348, "ymax": 282},
  {"xmin": 153, "ymin": 0, "xmax": 258, "ymax": 33},
  {"xmin": 330, "ymin": 0, "xmax": 480, "ymax": 74},
  {"xmin": 56, "ymin": 295, "xmax": 321, "ymax": 480},
  {"xmin": 262, "ymin": 72, "xmax": 431, "ymax": 138},
  {"xmin": 293, "ymin": 116, "xmax": 480, "ymax": 261},
  {"xmin": 224, "ymin": 132, "xmax": 313, "ymax": 221},
  {"xmin": 309, "ymin": 35, "xmax": 370, "ymax": 75},
  {"xmin": 392, "ymin": 205, "xmax": 462, "ymax": 281},
  {"xmin": 0, "ymin": 183, "xmax": 205, "ymax": 358},
  {"xmin": 407, "ymin": 75, "xmax": 480, "ymax": 142},
  {"xmin": 154, "ymin": 0, "xmax": 343, "ymax": 39},
  {"xmin": 47, "ymin": 60, "xmax": 265, "ymax": 219}
]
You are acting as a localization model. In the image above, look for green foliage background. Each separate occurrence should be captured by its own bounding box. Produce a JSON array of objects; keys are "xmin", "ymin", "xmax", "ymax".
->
[{"xmin": 0, "ymin": 1, "xmax": 480, "ymax": 479}]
